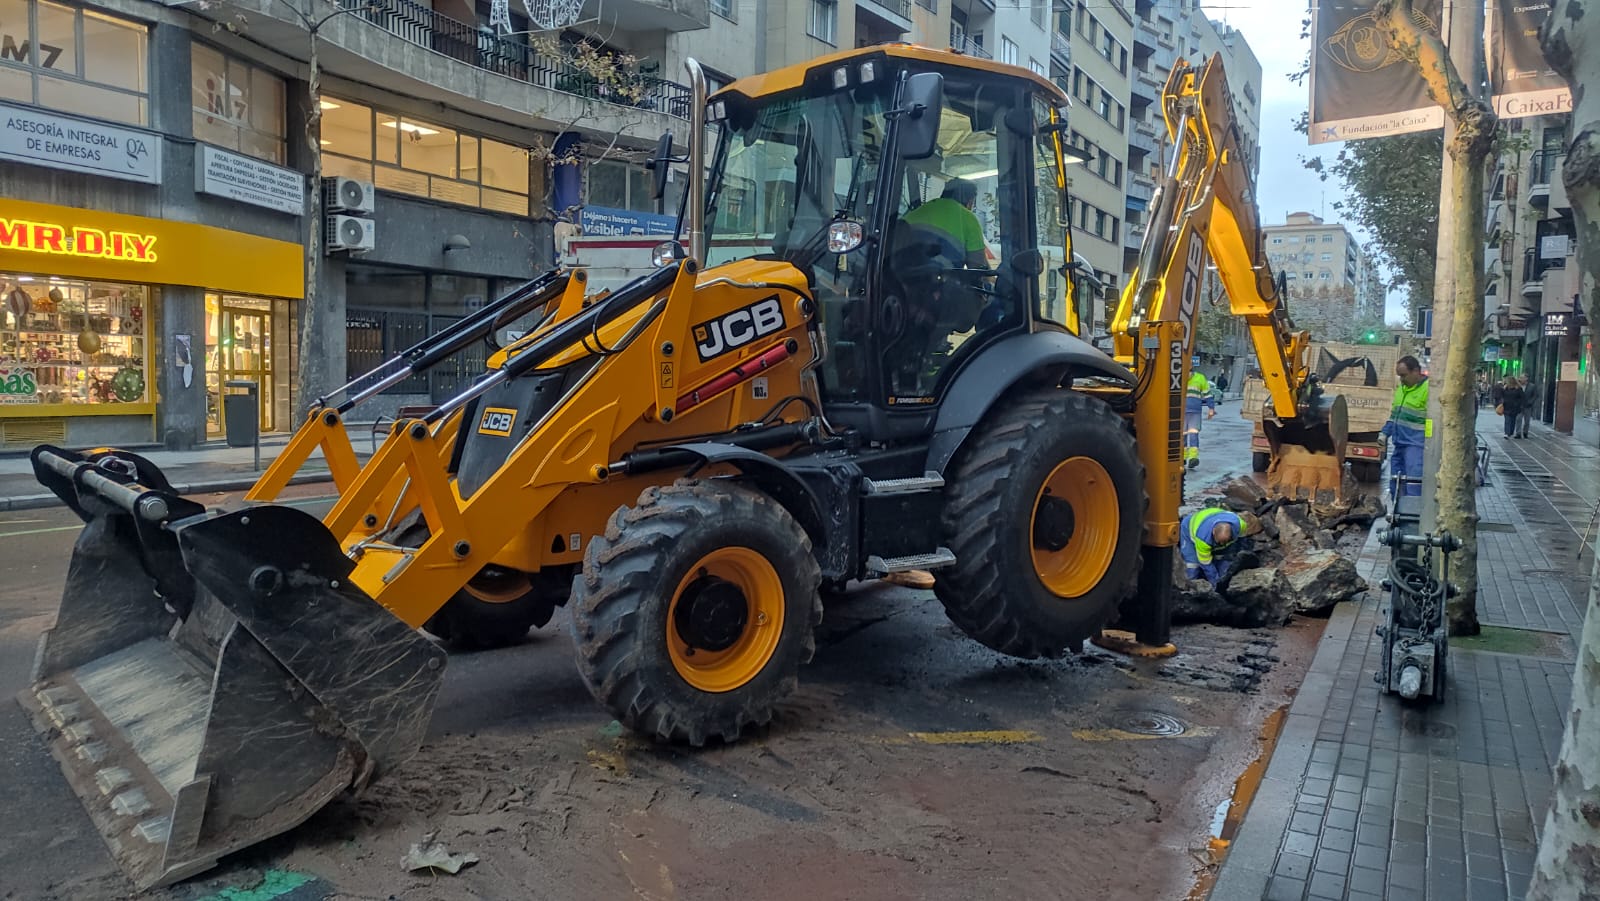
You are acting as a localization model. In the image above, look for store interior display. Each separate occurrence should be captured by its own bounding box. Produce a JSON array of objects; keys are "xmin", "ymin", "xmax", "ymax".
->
[{"xmin": 0, "ymin": 275, "xmax": 151, "ymax": 407}]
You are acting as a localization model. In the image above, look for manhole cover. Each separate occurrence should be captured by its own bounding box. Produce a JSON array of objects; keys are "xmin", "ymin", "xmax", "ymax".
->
[{"xmin": 1117, "ymin": 711, "xmax": 1187, "ymax": 736}]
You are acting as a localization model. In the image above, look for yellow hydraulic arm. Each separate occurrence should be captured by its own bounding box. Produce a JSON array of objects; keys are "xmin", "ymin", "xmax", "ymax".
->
[{"xmin": 1113, "ymin": 54, "xmax": 1343, "ymax": 651}]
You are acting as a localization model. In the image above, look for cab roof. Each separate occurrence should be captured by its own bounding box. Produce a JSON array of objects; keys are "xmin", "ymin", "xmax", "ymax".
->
[{"xmin": 710, "ymin": 43, "xmax": 1069, "ymax": 108}]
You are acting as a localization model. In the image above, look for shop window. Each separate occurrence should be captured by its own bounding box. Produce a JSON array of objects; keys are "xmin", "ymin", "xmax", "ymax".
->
[
  {"xmin": 321, "ymin": 96, "xmax": 531, "ymax": 215},
  {"xmin": 0, "ymin": 273, "xmax": 151, "ymax": 410},
  {"xmin": 0, "ymin": 0, "xmax": 148, "ymax": 124},
  {"xmin": 192, "ymin": 43, "xmax": 288, "ymax": 164}
]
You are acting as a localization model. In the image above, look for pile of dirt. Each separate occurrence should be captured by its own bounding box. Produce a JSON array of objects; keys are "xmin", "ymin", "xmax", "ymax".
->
[{"xmin": 1172, "ymin": 477, "xmax": 1380, "ymax": 628}]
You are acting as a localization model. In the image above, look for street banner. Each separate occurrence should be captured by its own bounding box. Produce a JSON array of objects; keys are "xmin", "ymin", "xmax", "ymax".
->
[
  {"xmin": 1486, "ymin": 0, "xmax": 1572, "ymax": 118},
  {"xmin": 1308, "ymin": 0, "xmax": 1445, "ymax": 144}
]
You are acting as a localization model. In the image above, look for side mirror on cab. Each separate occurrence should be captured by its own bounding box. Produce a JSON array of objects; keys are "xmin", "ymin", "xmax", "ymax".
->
[
  {"xmin": 646, "ymin": 130, "xmax": 675, "ymax": 209},
  {"xmin": 897, "ymin": 72, "xmax": 944, "ymax": 160}
]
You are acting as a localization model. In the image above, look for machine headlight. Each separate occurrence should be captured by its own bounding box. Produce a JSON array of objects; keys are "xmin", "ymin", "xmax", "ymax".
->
[
  {"xmin": 859, "ymin": 61, "xmax": 877, "ymax": 83},
  {"xmin": 832, "ymin": 66, "xmax": 850, "ymax": 89},
  {"xmin": 652, "ymin": 241, "xmax": 683, "ymax": 267},
  {"xmin": 826, "ymin": 220, "xmax": 864, "ymax": 254}
]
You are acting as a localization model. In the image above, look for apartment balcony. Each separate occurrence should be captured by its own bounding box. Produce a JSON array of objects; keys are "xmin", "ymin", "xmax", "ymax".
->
[
  {"xmin": 1051, "ymin": 30, "xmax": 1071, "ymax": 68},
  {"xmin": 1522, "ymin": 247, "xmax": 1544, "ymax": 298},
  {"xmin": 858, "ymin": 0, "xmax": 914, "ymax": 35},
  {"xmin": 1128, "ymin": 119, "xmax": 1159, "ymax": 157},
  {"xmin": 1529, "ymin": 148, "xmax": 1559, "ymax": 208},
  {"xmin": 951, "ymin": 33, "xmax": 991, "ymax": 59},
  {"xmin": 1125, "ymin": 177, "xmax": 1154, "ymax": 206},
  {"xmin": 1124, "ymin": 220, "xmax": 1146, "ymax": 252},
  {"xmin": 209, "ymin": 0, "xmax": 694, "ymax": 140},
  {"xmin": 588, "ymin": 0, "xmax": 709, "ymax": 31}
]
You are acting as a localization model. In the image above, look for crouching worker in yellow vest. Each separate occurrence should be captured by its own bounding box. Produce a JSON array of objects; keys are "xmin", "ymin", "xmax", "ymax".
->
[{"xmin": 1179, "ymin": 508, "xmax": 1259, "ymax": 583}]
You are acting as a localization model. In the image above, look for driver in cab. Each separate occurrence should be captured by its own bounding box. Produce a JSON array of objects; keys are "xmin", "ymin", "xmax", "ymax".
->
[{"xmin": 902, "ymin": 178, "xmax": 989, "ymax": 270}]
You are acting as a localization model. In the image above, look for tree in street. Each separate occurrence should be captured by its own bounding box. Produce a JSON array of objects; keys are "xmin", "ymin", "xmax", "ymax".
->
[
  {"xmin": 1373, "ymin": 0, "xmax": 1496, "ymax": 635},
  {"xmin": 1528, "ymin": 1, "xmax": 1600, "ymax": 896}
]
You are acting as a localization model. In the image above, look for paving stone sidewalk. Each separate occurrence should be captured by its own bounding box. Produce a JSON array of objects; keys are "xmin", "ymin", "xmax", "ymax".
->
[{"xmin": 1212, "ymin": 413, "xmax": 1595, "ymax": 901}]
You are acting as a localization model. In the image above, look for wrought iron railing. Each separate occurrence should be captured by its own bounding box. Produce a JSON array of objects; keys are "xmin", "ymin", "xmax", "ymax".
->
[
  {"xmin": 952, "ymin": 34, "xmax": 990, "ymax": 59},
  {"xmin": 335, "ymin": 0, "xmax": 692, "ymax": 120},
  {"xmin": 862, "ymin": 0, "xmax": 913, "ymax": 18}
]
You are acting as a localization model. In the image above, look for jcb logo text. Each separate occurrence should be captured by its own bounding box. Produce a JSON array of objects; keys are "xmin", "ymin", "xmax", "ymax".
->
[
  {"xmin": 477, "ymin": 407, "xmax": 517, "ymax": 437},
  {"xmin": 693, "ymin": 296, "xmax": 785, "ymax": 361}
]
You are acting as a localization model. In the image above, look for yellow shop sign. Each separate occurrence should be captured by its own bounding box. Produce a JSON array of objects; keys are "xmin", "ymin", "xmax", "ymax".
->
[
  {"xmin": 0, "ymin": 199, "xmax": 303, "ymax": 299},
  {"xmin": 0, "ymin": 218, "xmax": 159, "ymax": 262}
]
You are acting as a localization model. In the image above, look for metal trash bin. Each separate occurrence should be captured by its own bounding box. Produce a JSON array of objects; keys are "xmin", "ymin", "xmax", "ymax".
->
[{"xmin": 223, "ymin": 379, "xmax": 259, "ymax": 448}]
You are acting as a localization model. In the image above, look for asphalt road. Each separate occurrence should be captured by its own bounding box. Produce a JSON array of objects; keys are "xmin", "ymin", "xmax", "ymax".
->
[{"xmin": 0, "ymin": 407, "xmax": 1295, "ymax": 901}]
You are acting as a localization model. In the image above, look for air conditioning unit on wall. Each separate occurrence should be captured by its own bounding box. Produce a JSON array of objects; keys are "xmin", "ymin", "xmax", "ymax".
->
[
  {"xmin": 327, "ymin": 214, "xmax": 376, "ymax": 253},
  {"xmin": 324, "ymin": 176, "xmax": 376, "ymax": 213}
]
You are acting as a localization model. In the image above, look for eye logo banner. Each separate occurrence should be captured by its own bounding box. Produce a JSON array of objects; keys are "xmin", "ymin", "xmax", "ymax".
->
[{"xmin": 1308, "ymin": 0, "xmax": 1446, "ymax": 145}]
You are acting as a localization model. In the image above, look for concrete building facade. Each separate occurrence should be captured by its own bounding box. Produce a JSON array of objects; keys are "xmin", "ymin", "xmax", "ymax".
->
[
  {"xmin": 1263, "ymin": 212, "xmax": 1378, "ymax": 343},
  {"xmin": 0, "ymin": 0, "xmax": 744, "ymax": 449},
  {"xmin": 1482, "ymin": 112, "xmax": 1590, "ymax": 432}
]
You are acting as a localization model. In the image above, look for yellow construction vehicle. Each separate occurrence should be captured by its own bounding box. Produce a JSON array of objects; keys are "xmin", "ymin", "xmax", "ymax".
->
[{"xmin": 21, "ymin": 46, "xmax": 1342, "ymax": 887}]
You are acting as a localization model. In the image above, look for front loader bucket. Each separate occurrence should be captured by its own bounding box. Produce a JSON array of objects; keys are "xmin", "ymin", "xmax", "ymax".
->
[
  {"xmin": 1264, "ymin": 392, "xmax": 1349, "ymax": 500},
  {"xmin": 20, "ymin": 446, "xmax": 446, "ymax": 889}
]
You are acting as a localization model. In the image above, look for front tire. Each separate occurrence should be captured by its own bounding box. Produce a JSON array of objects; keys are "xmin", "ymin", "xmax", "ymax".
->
[
  {"xmin": 424, "ymin": 566, "xmax": 571, "ymax": 650},
  {"xmin": 569, "ymin": 481, "xmax": 822, "ymax": 745},
  {"xmin": 936, "ymin": 390, "xmax": 1146, "ymax": 658},
  {"xmin": 1252, "ymin": 451, "xmax": 1271, "ymax": 473}
]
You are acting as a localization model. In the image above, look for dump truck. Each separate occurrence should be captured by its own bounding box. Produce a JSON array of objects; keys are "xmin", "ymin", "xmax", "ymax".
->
[
  {"xmin": 1244, "ymin": 340, "xmax": 1396, "ymax": 482},
  {"xmin": 22, "ymin": 46, "xmax": 1344, "ymax": 887}
]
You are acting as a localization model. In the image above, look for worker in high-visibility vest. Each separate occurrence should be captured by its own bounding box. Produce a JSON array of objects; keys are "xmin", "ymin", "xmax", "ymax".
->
[
  {"xmin": 1380, "ymin": 355, "xmax": 1429, "ymax": 497},
  {"xmin": 1184, "ymin": 370, "xmax": 1217, "ymax": 470},
  {"xmin": 1179, "ymin": 507, "xmax": 1258, "ymax": 583}
]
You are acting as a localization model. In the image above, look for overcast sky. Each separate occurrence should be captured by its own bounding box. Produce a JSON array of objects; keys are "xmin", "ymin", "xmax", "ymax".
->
[{"xmin": 1202, "ymin": 0, "xmax": 1412, "ymax": 323}]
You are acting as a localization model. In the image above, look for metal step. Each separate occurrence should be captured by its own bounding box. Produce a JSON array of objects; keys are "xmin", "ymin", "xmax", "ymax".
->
[
  {"xmin": 862, "ymin": 472, "xmax": 946, "ymax": 496},
  {"xmin": 866, "ymin": 548, "xmax": 957, "ymax": 574}
]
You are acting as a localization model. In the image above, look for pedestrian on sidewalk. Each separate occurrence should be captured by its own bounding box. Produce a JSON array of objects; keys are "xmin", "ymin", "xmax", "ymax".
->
[
  {"xmin": 1381, "ymin": 355, "xmax": 1429, "ymax": 497},
  {"xmin": 1516, "ymin": 375, "xmax": 1533, "ymax": 438},
  {"xmin": 1499, "ymin": 376, "xmax": 1526, "ymax": 439},
  {"xmin": 1184, "ymin": 369, "xmax": 1217, "ymax": 470},
  {"xmin": 1216, "ymin": 369, "xmax": 1229, "ymax": 397}
]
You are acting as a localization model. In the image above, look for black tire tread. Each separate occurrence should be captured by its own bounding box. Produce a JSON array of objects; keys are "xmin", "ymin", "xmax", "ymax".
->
[
  {"xmin": 569, "ymin": 480, "xmax": 822, "ymax": 746},
  {"xmin": 935, "ymin": 390, "xmax": 1146, "ymax": 659}
]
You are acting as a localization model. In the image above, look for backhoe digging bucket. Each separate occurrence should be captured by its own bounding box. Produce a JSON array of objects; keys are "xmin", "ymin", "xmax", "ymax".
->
[
  {"xmin": 1264, "ymin": 392, "xmax": 1349, "ymax": 501},
  {"xmin": 20, "ymin": 446, "xmax": 446, "ymax": 889}
]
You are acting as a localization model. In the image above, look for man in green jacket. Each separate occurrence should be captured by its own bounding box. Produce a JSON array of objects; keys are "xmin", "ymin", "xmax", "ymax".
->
[{"xmin": 1380, "ymin": 355, "xmax": 1429, "ymax": 497}]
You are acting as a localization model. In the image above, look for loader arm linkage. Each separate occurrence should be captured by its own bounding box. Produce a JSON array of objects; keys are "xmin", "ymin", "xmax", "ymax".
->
[{"xmin": 1109, "ymin": 54, "xmax": 1349, "ymax": 648}]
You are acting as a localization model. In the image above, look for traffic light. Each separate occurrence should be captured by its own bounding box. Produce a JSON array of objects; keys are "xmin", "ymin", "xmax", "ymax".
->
[{"xmin": 1363, "ymin": 329, "xmax": 1379, "ymax": 344}]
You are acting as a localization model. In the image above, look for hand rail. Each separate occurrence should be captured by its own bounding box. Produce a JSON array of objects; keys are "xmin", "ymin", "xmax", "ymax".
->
[{"xmin": 335, "ymin": 0, "xmax": 692, "ymax": 120}]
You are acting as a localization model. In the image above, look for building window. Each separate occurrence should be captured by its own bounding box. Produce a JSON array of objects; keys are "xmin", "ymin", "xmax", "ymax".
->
[
  {"xmin": 807, "ymin": 0, "xmax": 836, "ymax": 44},
  {"xmin": 192, "ymin": 44, "xmax": 287, "ymax": 164},
  {"xmin": 1029, "ymin": 58, "xmax": 1045, "ymax": 76},
  {"xmin": 0, "ymin": 0, "xmax": 149, "ymax": 125},
  {"xmin": 710, "ymin": 0, "xmax": 734, "ymax": 20},
  {"xmin": 1271, "ymin": 237, "xmax": 1282, "ymax": 244},
  {"xmin": 1322, "ymin": 233, "xmax": 1334, "ymax": 243},
  {"xmin": 587, "ymin": 158, "xmax": 682, "ymax": 214},
  {"xmin": 320, "ymin": 96, "xmax": 531, "ymax": 214},
  {"xmin": 1320, "ymin": 271, "xmax": 1331, "ymax": 279},
  {"xmin": 1287, "ymin": 236, "xmax": 1300, "ymax": 243},
  {"xmin": 0, "ymin": 272, "xmax": 152, "ymax": 408},
  {"xmin": 1001, "ymin": 37, "xmax": 1019, "ymax": 66},
  {"xmin": 1031, "ymin": 0, "xmax": 1045, "ymax": 28},
  {"xmin": 916, "ymin": 0, "xmax": 936, "ymax": 10},
  {"xmin": 1320, "ymin": 252, "xmax": 1331, "ymax": 261}
]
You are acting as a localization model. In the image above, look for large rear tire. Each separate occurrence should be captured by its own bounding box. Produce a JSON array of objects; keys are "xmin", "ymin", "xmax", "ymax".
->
[
  {"xmin": 424, "ymin": 566, "xmax": 572, "ymax": 650},
  {"xmin": 1252, "ymin": 451, "xmax": 1271, "ymax": 473},
  {"xmin": 936, "ymin": 390, "xmax": 1146, "ymax": 658},
  {"xmin": 569, "ymin": 481, "xmax": 822, "ymax": 745}
]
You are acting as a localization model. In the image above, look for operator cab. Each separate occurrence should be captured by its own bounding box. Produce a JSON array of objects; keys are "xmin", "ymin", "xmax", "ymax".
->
[{"xmin": 697, "ymin": 47, "xmax": 1083, "ymax": 443}]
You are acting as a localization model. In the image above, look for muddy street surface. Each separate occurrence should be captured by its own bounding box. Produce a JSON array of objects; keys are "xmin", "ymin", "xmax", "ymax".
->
[{"xmin": 0, "ymin": 419, "xmax": 1324, "ymax": 901}]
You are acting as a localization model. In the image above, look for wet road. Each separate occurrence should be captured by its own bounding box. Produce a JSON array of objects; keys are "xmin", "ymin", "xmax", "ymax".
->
[{"xmin": 0, "ymin": 415, "xmax": 1302, "ymax": 901}]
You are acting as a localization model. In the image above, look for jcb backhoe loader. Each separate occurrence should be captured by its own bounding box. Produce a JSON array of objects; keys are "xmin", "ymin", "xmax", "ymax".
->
[{"xmin": 22, "ymin": 46, "xmax": 1343, "ymax": 887}]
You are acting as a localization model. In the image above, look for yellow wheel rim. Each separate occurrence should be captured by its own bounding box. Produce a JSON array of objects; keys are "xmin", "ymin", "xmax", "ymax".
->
[
  {"xmin": 666, "ymin": 547, "xmax": 785, "ymax": 693},
  {"xmin": 461, "ymin": 570, "xmax": 530, "ymax": 604},
  {"xmin": 1030, "ymin": 456, "xmax": 1119, "ymax": 599}
]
